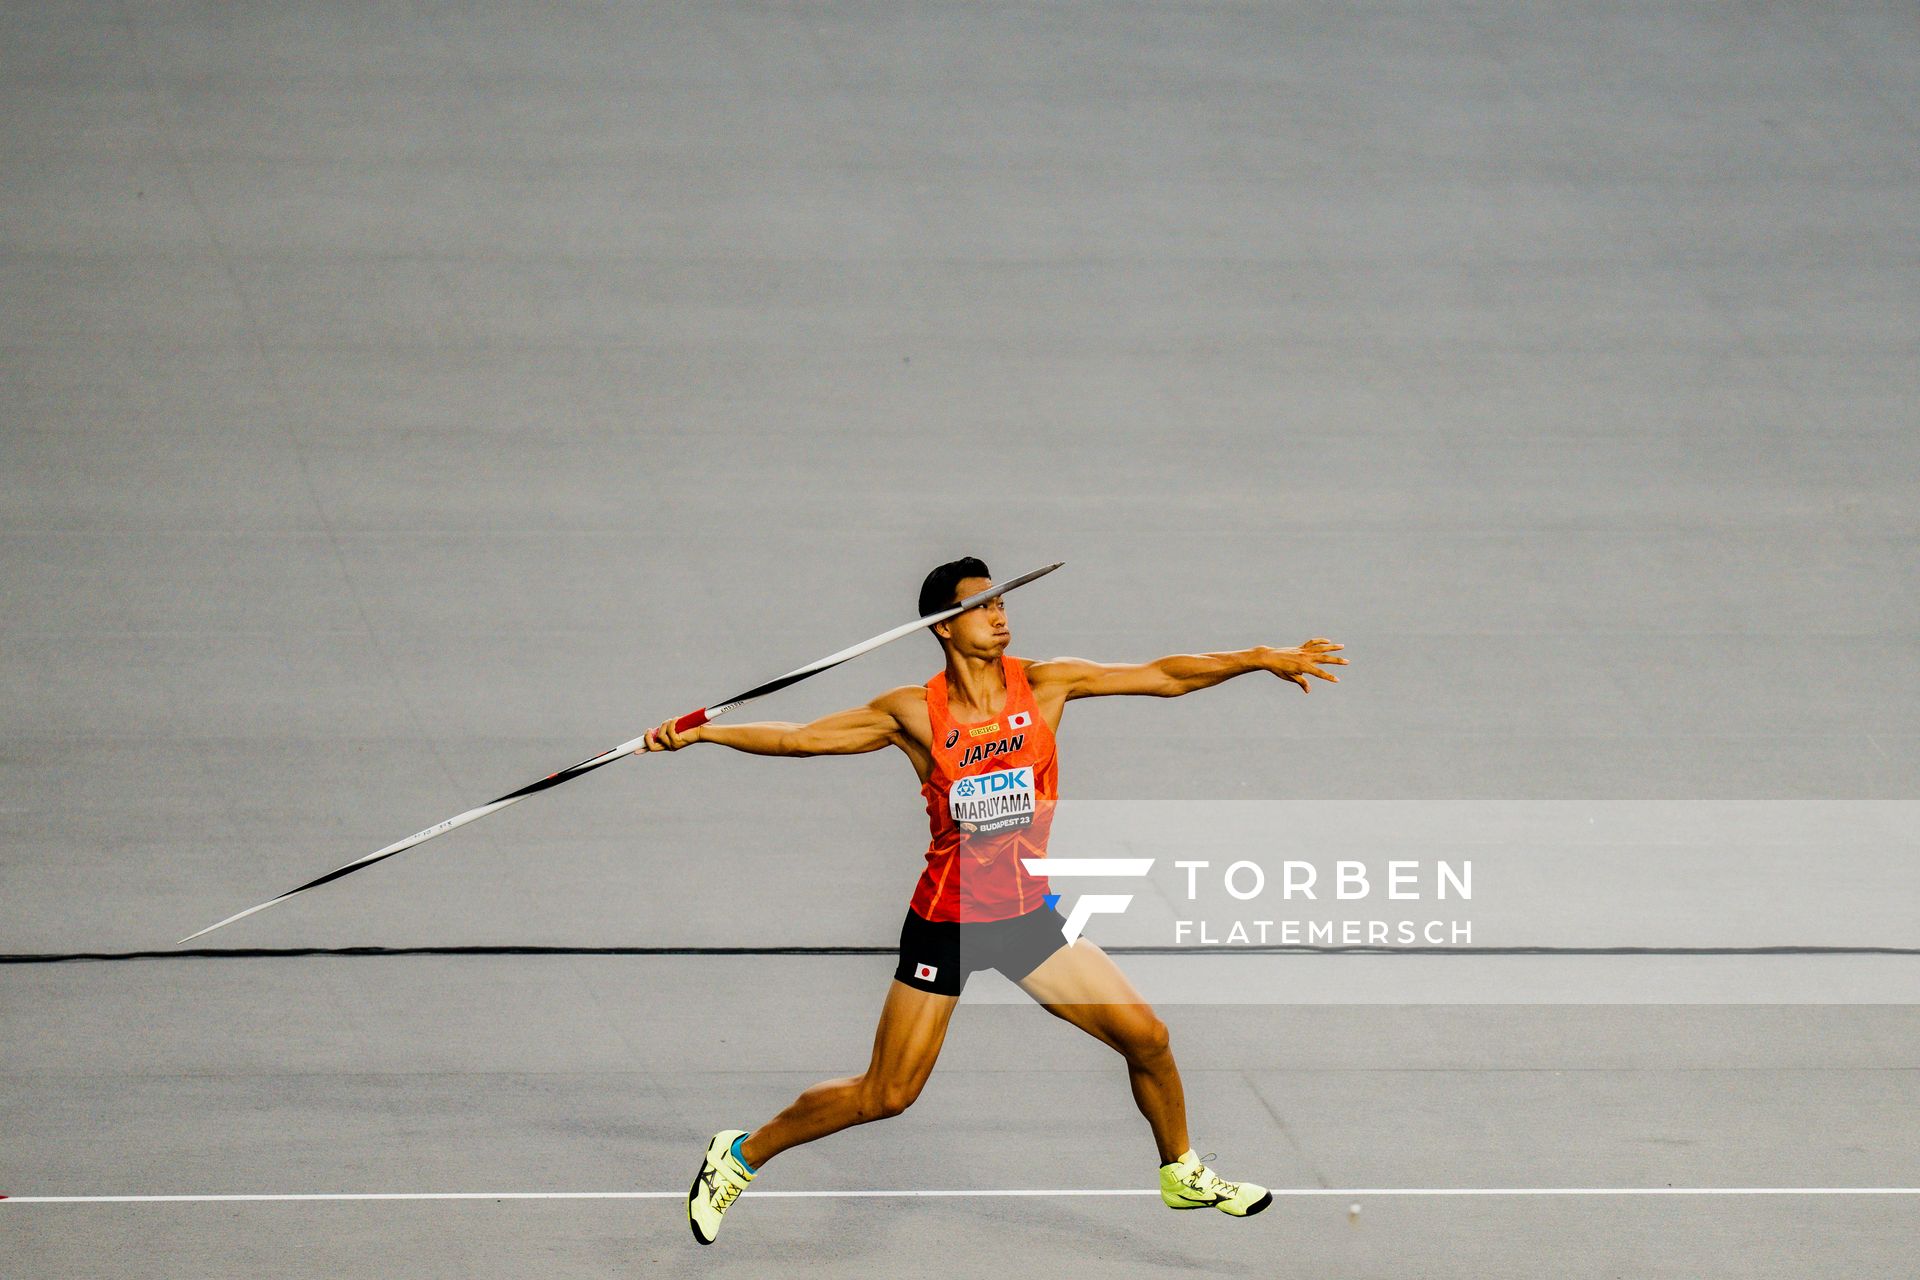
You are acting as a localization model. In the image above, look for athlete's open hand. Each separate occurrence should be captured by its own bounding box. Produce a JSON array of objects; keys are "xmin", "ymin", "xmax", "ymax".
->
[
  {"xmin": 635, "ymin": 715, "xmax": 699, "ymax": 754},
  {"xmin": 1265, "ymin": 638, "xmax": 1347, "ymax": 693}
]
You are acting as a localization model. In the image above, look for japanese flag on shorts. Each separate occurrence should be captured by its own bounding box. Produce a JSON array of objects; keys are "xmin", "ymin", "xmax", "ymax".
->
[{"xmin": 914, "ymin": 962, "xmax": 938, "ymax": 981}]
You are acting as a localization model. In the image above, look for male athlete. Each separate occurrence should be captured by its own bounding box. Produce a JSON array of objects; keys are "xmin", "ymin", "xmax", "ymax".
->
[{"xmin": 640, "ymin": 557, "xmax": 1346, "ymax": 1244}]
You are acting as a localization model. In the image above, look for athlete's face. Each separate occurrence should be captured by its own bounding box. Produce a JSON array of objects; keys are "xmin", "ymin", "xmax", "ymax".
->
[{"xmin": 938, "ymin": 576, "xmax": 1010, "ymax": 656}]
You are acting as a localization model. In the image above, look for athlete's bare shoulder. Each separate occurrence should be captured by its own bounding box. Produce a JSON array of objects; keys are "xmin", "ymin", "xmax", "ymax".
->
[
  {"xmin": 871, "ymin": 683, "xmax": 935, "ymax": 779},
  {"xmin": 1013, "ymin": 656, "xmax": 1074, "ymax": 732},
  {"xmin": 872, "ymin": 682, "xmax": 927, "ymax": 712},
  {"xmin": 1019, "ymin": 655, "xmax": 1084, "ymax": 695},
  {"xmin": 872, "ymin": 684, "xmax": 932, "ymax": 737}
]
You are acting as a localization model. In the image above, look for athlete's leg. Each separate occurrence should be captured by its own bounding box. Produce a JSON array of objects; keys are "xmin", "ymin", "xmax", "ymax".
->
[
  {"xmin": 1016, "ymin": 940, "xmax": 1190, "ymax": 1163},
  {"xmin": 739, "ymin": 979, "xmax": 957, "ymax": 1168}
]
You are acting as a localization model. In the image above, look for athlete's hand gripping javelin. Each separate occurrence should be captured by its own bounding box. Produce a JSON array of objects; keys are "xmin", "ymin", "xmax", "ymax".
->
[{"xmin": 642, "ymin": 717, "xmax": 701, "ymax": 751}]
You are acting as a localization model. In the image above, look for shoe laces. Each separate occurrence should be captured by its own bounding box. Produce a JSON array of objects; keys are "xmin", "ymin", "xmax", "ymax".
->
[
  {"xmin": 1181, "ymin": 1153, "xmax": 1237, "ymax": 1197},
  {"xmin": 703, "ymin": 1161, "xmax": 750, "ymax": 1212}
]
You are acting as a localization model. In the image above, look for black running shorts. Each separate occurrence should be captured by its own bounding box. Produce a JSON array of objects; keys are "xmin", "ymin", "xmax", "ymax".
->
[{"xmin": 893, "ymin": 903, "xmax": 1070, "ymax": 997}]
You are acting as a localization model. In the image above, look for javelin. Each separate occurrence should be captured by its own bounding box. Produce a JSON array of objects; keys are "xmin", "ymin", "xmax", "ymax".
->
[{"xmin": 178, "ymin": 561, "xmax": 1064, "ymax": 944}]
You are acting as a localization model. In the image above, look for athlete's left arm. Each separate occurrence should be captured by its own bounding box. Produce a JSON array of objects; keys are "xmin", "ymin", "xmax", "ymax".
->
[{"xmin": 1026, "ymin": 640, "xmax": 1347, "ymax": 700}]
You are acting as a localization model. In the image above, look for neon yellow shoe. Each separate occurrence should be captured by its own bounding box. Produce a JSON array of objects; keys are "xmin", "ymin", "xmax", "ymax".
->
[
  {"xmin": 687, "ymin": 1129, "xmax": 756, "ymax": 1244},
  {"xmin": 1159, "ymin": 1150, "xmax": 1272, "ymax": 1216}
]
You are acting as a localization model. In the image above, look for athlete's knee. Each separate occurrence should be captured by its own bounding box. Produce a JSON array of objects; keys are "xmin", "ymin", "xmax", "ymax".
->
[
  {"xmin": 1118, "ymin": 1009, "xmax": 1172, "ymax": 1063},
  {"xmin": 855, "ymin": 1072, "xmax": 924, "ymax": 1121}
]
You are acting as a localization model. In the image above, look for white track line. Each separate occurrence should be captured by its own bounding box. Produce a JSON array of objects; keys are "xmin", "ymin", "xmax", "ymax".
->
[{"xmin": 4, "ymin": 1188, "xmax": 1917, "ymax": 1204}]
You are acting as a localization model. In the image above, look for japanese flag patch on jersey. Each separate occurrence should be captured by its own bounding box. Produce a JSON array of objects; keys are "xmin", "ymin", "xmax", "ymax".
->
[
  {"xmin": 949, "ymin": 766, "xmax": 1035, "ymax": 834},
  {"xmin": 1008, "ymin": 711, "xmax": 1032, "ymax": 730}
]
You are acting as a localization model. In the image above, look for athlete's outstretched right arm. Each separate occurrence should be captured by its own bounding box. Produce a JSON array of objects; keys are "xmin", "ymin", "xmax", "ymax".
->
[{"xmin": 635, "ymin": 690, "xmax": 909, "ymax": 758}]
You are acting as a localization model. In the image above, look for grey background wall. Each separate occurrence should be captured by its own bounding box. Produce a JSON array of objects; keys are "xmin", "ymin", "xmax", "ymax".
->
[
  {"xmin": 5, "ymin": 6, "xmax": 1918, "ymax": 1278},
  {"xmin": 6, "ymin": 2, "xmax": 1914, "ymax": 956}
]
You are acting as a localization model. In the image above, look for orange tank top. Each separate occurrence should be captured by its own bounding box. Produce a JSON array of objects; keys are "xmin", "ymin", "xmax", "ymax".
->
[{"xmin": 909, "ymin": 654, "xmax": 1059, "ymax": 923}]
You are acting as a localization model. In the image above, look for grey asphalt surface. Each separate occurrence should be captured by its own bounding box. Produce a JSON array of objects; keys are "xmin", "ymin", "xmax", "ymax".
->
[{"xmin": 3, "ymin": 2, "xmax": 1917, "ymax": 1277}]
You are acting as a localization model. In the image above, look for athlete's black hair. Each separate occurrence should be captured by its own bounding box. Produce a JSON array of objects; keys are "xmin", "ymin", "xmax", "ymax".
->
[{"xmin": 918, "ymin": 556, "xmax": 991, "ymax": 627}]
